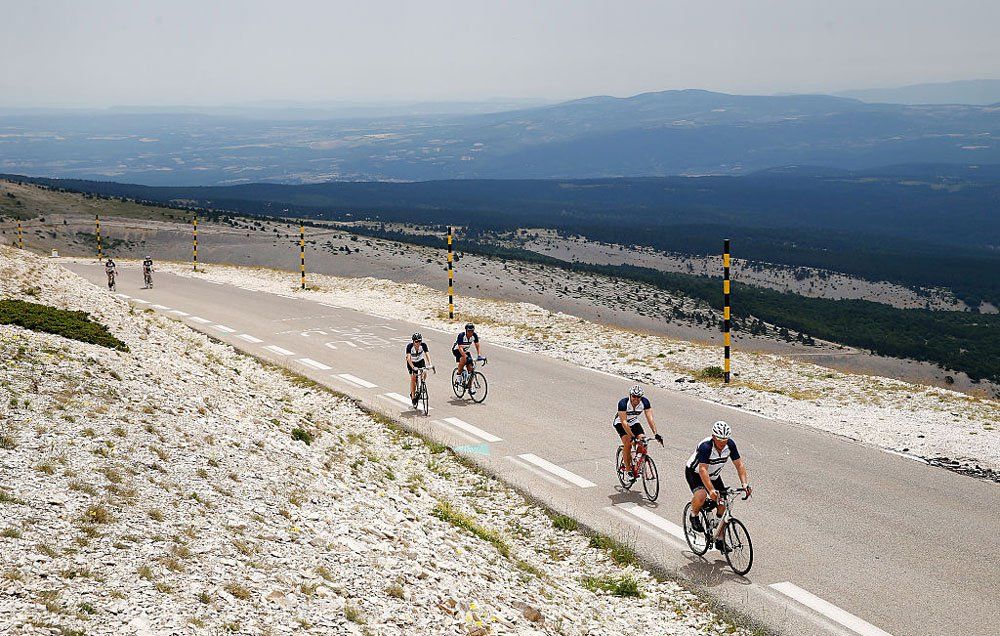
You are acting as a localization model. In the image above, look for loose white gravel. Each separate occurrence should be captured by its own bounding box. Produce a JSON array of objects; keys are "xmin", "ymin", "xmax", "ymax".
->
[{"xmin": 1, "ymin": 247, "xmax": 753, "ymax": 634}]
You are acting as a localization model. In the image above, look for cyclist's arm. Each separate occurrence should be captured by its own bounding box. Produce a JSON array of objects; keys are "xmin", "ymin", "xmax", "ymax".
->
[
  {"xmin": 733, "ymin": 457, "xmax": 751, "ymax": 495},
  {"xmin": 697, "ymin": 463, "xmax": 717, "ymax": 497},
  {"xmin": 643, "ymin": 405, "xmax": 657, "ymax": 435},
  {"xmin": 405, "ymin": 353, "xmax": 413, "ymax": 367},
  {"xmin": 617, "ymin": 409, "xmax": 633, "ymax": 437}
]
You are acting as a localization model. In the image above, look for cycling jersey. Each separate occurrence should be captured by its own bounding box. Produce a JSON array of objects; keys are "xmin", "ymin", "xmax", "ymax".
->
[
  {"xmin": 614, "ymin": 396, "xmax": 651, "ymax": 426},
  {"xmin": 406, "ymin": 341, "xmax": 429, "ymax": 364},
  {"xmin": 453, "ymin": 332, "xmax": 479, "ymax": 352},
  {"xmin": 105, "ymin": 262, "xmax": 116, "ymax": 272},
  {"xmin": 142, "ymin": 259, "xmax": 153, "ymax": 271},
  {"xmin": 686, "ymin": 437, "xmax": 741, "ymax": 479}
]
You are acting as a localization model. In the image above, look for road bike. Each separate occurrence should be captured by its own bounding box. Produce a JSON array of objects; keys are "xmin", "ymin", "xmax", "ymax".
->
[
  {"xmin": 412, "ymin": 366, "xmax": 434, "ymax": 416},
  {"xmin": 615, "ymin": 435, "xmax": 659, "ymax": 501},
  {"xmin": 452, "ymin": 356, "xmax": 488, "ymax": 403},
  {"xmin": 143, "ymin": 268, "xmax": 153, "ymax": 289},
  {"xmin": 683, "ymin": 486, "xmax": 753, "ymax": 575},
  {"xmin": 106, "ymin": 271, "xmax": 117, "ymax": 291}
]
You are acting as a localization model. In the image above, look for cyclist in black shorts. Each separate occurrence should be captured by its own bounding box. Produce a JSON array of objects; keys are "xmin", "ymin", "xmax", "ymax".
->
[
  {"xmin": 614, "ymin": 385, "xmax": 663, "ymax": 476},
  {"xmin": 406, "ymin": 332, "xmax": 433, "ymax": 407},
  {"xmin": 452, "ymin": 323, "xmax": 484, "ymax": 388},
  {"xmin": 685, "ymin": 420, "xmax": 752, "ymax": 548}
]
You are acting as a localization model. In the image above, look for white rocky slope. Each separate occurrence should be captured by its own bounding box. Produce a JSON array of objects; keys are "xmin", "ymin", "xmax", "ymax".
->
[
  {"xmin": 0, "ymin": 247, "xmax": 751, "ymax": 634},
  {"xmin": 146, "ymin": 260, "xmax": 999, "ymax": 477}
]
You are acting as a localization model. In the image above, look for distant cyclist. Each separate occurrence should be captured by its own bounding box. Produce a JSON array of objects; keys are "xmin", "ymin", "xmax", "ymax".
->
[
  {"xmin": 685, "ymin": 421, "xmax": 752, "ymax": 552},
  {"xmin": 142, "ymin": 255, "xmax": 154, "ymax": 289},
  {"xmin": 104, "ymin": 258, "xmax": 118, "ymax": 291},
  {"xmin": 453, "ymin": 323, "xmax": 485, "ymax": 388},
  {"xmin": 406, "ymin": 332, "xmax": 434, "ymax": 407},
  {"xmin": 614, "ymin": 385, "xmax": 663, "ymax": 476}
]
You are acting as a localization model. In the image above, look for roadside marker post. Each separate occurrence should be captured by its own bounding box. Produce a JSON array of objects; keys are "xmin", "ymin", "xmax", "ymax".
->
[
  {"xmin": 192, "ymin": 216, "xmax": 198, "ymax": 271},
  {"xmin": 723, "ymin": 238, "xmax": 731, "ymax": 383},
  {"xmin": 299, "ymin": 225, "xmax": 306, "ymax": 290},
  {"xmin": 447, "ymin": 227, "xmax": 454, "ymax": 319},
  {"xmin": 96, "ymin": 214, "xmax": 102, "ymax": 260},
  {"xmin": 17, "ymin": 221, "xmax": 22, "ymax": 249}
]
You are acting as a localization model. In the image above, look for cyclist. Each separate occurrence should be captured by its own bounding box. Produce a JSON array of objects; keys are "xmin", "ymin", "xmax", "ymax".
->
[
  {"xmin": 685, "ymin": 421, "xmax": 752, "ymax": 551},
  {"xmin": 406, "ymin": 332, "xmax": 434, "ymax": 407},
  {"xmin": 453, "ymin": 323, "xmax": 484, "ymax": 388},
  {"xmin": 104, "ymin": 257, "xmax": 118, "ymax": 290},
  {"xmin": 142, "ymin": 255, "xmax": 154, "ymax": 288},
  {"xmin": 614, "ymin": 385, "xmax": 663, "ymax": 476}
]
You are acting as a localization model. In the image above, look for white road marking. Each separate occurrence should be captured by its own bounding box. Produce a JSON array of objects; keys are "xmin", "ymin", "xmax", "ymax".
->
[
  {"xmin": 169, "ymin": 309, "xmax": 190, "ymax": 316},
  {"xmin": 301, "ymin": 329, "xmax": 328, "ymax": 336},
  {"xmin": 337, "ymin": 374, "xmax": 378, "ymax": 388},
  {"xmin": 213, "ymin": 324, "xmax": 236, "ymax": 333},
  {"xmin": 612, "ymin": 502, "xmax": 686, "ymax": 540},
  {"xmin": 883, "ymin": 449, "xmax": 929, "ymax": 464},
  {"xmin": 588, "ymin": 367, "xmax": 623, "ymax": 380},
  {"xmin": 380, "ymin": 325, "xmax": 397, "ymax": 331},
  {"xmin": 188, "ymin": 316, "xmax": 211, "ymax": 324},
  {"xmin": 115, "ymin": 293, "xmax": 130, "ymax": 299},
  {"xmin": 150, "ymin": 304, "xmax": 170, "ymax": 310},
  {"xmin": 517, "ymin": 454, "xmax": 596, "ymax": 488},
  {"xmin": 132, "ymin": 298, "xmax": 150, "ymax": 304},
  {"xmin": 382, "ymin": 392, "xmax": 419, "ymax": 408},
  {"xmin": 769, "ymin": 582, "xmax": 893, "ymax": 636},
  {"xmin": 297, "ymin": 358, "xmax": 333, "ymax": 371},
  {"xmin": 504, "ymin": 456, "xmax": 571, "ymax": 489},
  {"xmin": 236, "ymin": 334, "xmax": 263, "ymax": 343},
  {"xmin": 440, "ymin": 417, "xmax": 501, "ymax": 443},
  {"xmin": 428, "ymin": 420, "xmax": 482, "ymax": 445},
  {"xmin": 700, "ymin": 399, "xmax": 776, "ymax": 421},
  {"xmin": 263, "ymin": 345, "xmax": 295, "ymax": 356}
]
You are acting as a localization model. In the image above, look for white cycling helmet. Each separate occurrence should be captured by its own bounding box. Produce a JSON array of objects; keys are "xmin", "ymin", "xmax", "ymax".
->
[
  {"xmin": 629, "ymin": 385, "xmax": 644, "ymax": 397},
  {"xmin": 712, "ymin": 420, "xmax": 731, "ymax": 439}
]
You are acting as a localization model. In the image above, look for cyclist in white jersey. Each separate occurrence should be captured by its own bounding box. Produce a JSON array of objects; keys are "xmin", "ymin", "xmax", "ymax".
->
[
  {"xmin": 104, "ymin": 258, "xmax": 117, "ymax": 290},
  {"xmin": 685, "ymin": 420, "xmax": 752, "ymax": 550},
  {"xmin": 614, "ymin": 385, "xmax": 663, "ymax": 476},
  {"xmin": 406, "ymin": 332, "xmax": 433, "ymax": 407}
]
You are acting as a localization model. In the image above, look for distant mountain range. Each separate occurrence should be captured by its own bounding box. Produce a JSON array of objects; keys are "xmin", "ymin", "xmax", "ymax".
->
[
  {"xmin": 836, "ymin": 79, "xmax": 1000, "ymax": 105},
  {"xmin": 1, "ymin": 89, "xmax": 998, "ymax": 185}
]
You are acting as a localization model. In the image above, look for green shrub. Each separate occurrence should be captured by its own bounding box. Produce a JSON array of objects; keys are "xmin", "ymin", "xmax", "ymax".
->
[
  {"xmin": 551, "ymin": 515, "xmax": 578, "ymax": 531},
  {"xmin": 291, "ymin": 428, "xmax": 313, "ymax": 445},
  {"xmin": 699, "ymin": 366, "xmax": 726, "ymax": 380},
  {"xmin": 582, "ymin": 574, "xmax": 643, "ymax": 598},
  {"xmin": 0, "ymin": 300, "xmax": 127, "ymax": 351}
]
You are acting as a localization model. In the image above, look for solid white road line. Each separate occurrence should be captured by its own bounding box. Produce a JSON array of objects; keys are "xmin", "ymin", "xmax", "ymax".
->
[
  {"xmin": 115, "ymin": 293, "xmax": 130, "ymax": 299},
  {"xmin": 188, "ymin": 316, "xmax": 211, "ymax": 324},
  {"xmin": 236, "ymin": 334, "xmax": 263, "ymax": 343},
  {"xmin": 612, "ymin": 502, "xmax": 686, "ymax": 540},
  {"xmin": 769, "ymin": 582, "xmax": 893, "ymax": 636},
  {"xmin": 262, "ymin": 345, "xmax": 295, "ymax": 356},
  {"xmin": 337, "ymin": 374, "xmax": 378, "ymax": 389},
  {"xmin": 150, "ymin": 304, "xmax": 170, "ymax": 310},
  {"xmin": 517, "ymin": 454, "xmax": 596, "ymax": 488},
  {"xmin": 169, "ymin": 309, "xmax": 190, "ymax": 316},
  {"xmin": 382, "ymin": 392, "xmax": 418, "ymax": 408},
  {"xmin": 132, "ymin": 298, "xmax": 150, "ymax": 304},
  {"xmin": 440, "ymin": 417, "xmax": 502, "ymax": 443},
  {"xmin": 298, "ymin": 358, "xmax": 333, "ymax": 371},
  {"xmin": 504, "ymin": 456, "xmax": 571, "ymax": 489},
  {"xmin": 700, "ymin": 398, "xmax": 776, "ymax": 421},
  {"xmin": 213, "ymin": 324, "xmax": 236, "ymax": 333}
]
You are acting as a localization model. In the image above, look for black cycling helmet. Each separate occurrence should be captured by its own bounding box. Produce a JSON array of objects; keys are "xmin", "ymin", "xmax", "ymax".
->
[
  {"xmin": 411, "ymin": 332, "xmax": 422, "ymax": 341},
  {"xmin": 464, "ymin": 323, "xmax": 475, "ymax": 331}
]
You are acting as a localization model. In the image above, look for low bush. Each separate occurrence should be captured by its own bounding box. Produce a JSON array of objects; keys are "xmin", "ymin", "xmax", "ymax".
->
[{"xmin": 0, "ymin": 299, "xmax": 127, "ymax": 351}]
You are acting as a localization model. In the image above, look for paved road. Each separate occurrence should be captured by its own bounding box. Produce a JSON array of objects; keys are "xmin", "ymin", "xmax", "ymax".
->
[{"xmin": 70, "ymin": 264, "xmax": 998, "ymax": 636}]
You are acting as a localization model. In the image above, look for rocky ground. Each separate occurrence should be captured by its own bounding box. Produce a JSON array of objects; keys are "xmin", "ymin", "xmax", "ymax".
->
[
  {"xmin": 146, "ymin": 259, "xmax": 999, "ymax": 480},
  {"xmin": 0, "ymin": 246, "xmax": 755, "ymax": 635}
]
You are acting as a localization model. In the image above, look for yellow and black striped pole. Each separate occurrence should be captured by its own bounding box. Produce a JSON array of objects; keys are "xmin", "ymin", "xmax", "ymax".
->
[
  {"xmin": 723, "ymin": 238, "xmax": 732, "ymax": 383},
  {"xmin": 17, "ymin": 221, "xmax": 22, "ymax": 249},
  {"xmin": 192, "ymin": 216, "xmax": 198, "ymax": 271},
  {"xmin": 96, "ymin": 214, "xmax": 102, "ymax": 260},
  {"xmin": 299, "ymin": 225, "xmax": 306, "ymax": 290},
  {"xmin": 447, "ymin": 227, "xmax": 454, "ymax": 319}
]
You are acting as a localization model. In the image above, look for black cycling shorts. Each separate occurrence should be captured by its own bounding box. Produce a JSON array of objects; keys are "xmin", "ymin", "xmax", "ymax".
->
[
  {"xmin": 407, "ymin": 359, "xmax": 427, "ymax": 374},
  {"xmin": 614, "ymin": 421, "xmax": 645, "ymax": 438},
  {"xmin": 453, "ymin": 347, "xmax": 470, "ymax": 363},
  {"xmin": 685, "ymin": 465, "xmax": 724, "ymax": 493}
]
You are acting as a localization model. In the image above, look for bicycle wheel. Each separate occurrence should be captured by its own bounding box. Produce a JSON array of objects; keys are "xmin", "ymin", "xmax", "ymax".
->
[
  {"xmin": 723, "ymin": 518, "xmax": 753, "ymax": 576},
  {"xmin": 451, "ymin": 368, "xmax": 465, "ymax": 398},
  {"xmin": 615, "ymin": 446, "xmax": 635, "ymax": 489},
  {"xmin": 641, "ymin": 455, "xmax": 659, "ymax": 501},
  {"xmin": 419, "ymin": 381, "xmax": 429, "ymax": 416},
  {"xmin": 682, "ymin": 502, "xmax": 710, "ymax": 556},
  {"xmin": 469, "ymin": 372, "xmax": 488, "ymax": 403}
]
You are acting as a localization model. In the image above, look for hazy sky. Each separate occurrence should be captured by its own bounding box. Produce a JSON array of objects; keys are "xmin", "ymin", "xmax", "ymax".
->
[{"xmin": 3, "ymin": 0, "xmax": 999, "ymax": 107}]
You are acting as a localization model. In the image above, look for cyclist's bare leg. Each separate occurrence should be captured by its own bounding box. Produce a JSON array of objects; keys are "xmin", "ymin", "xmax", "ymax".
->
[
  {"xmin": 691, "ymin": 487, "xmax": 708, "ymax": 516},
  {"xmin": 409, "ymin": 371, "xmax": 418, "ymax": 400},
  {"xmin": 620, "ymin": 434, "xmax": 633, "ymax": 473}
]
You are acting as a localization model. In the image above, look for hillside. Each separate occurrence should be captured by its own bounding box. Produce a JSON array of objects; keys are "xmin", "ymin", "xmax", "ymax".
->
[
  {"xmin": 0, "ymin": 247, "xmax": 752, "ymax": 634},
  {"xmin": 837, "ymin": 79, "xmax": 1000, "ymax": 105}
]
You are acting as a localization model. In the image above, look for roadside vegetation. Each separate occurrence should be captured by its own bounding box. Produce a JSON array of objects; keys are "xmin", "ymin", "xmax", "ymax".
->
[{"xmin": 0, "ymin": 299, "xmax": 127, "ymax": 351}]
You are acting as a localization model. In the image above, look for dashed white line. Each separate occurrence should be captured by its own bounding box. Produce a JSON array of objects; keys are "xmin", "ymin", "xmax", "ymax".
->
[
  {"xmin": 769, "ymin": 583, "xmax": 893, "ymax": 636},
  {"xmin": 132, "ymin": 298, "xmax": 150, "ymax": 304},
  {"xmin": 187, "ymin": 316, "xmax": 211, "ymax": 324},
  {"xmin": 611, "ymin": 502, "xmax": 686, "ymax": 541},
  {"xmin": 213, "ymin": 324, "xmax": 236, "ymax": 333},
  {"xmin": 428, "ymin": 420, "xmax": 482, "ymax": 445},
  {"xmin": 382, "ymin": 392, "xmax": 418, "ymax": 408},
  {"xmin": 169, "ymin": 310, "xmax": 190, "ymax": 316},
  {"xmin": 235, "ymin": 334, "xmax": 263, "ymax": 343},
  {"xmin": 504, "ymin": 456, "xmax": 571, "ymax": 489},
  {"xmin": 297, "ymin": 358, "xmax": 333, "ymax": 371},
  {"xmin": 263, "ymin": 345, "xmax": 295, "ymax": 356},
  {"xmin": 150, "ymin": 304, "xmax": 170, "ymax": 310},
  {"xmin": 516, "ymin": 454, "xmax": 596, "ymax": 488},
  {"xmin": 115, "ymin": 293, "xmax": 130, "ymax": 299},
  {"xmin": 440, "ymin": 417, "xmax": 501, "ymax": 443},
  {"xmin": 337, "ymin": 374, "xmax": 378, "ymax": 389}
]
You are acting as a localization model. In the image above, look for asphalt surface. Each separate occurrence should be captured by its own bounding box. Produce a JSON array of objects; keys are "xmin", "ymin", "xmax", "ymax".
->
[{"xmin": 69, "ymin": 263, "xmax": 999, "ymax": 636}]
